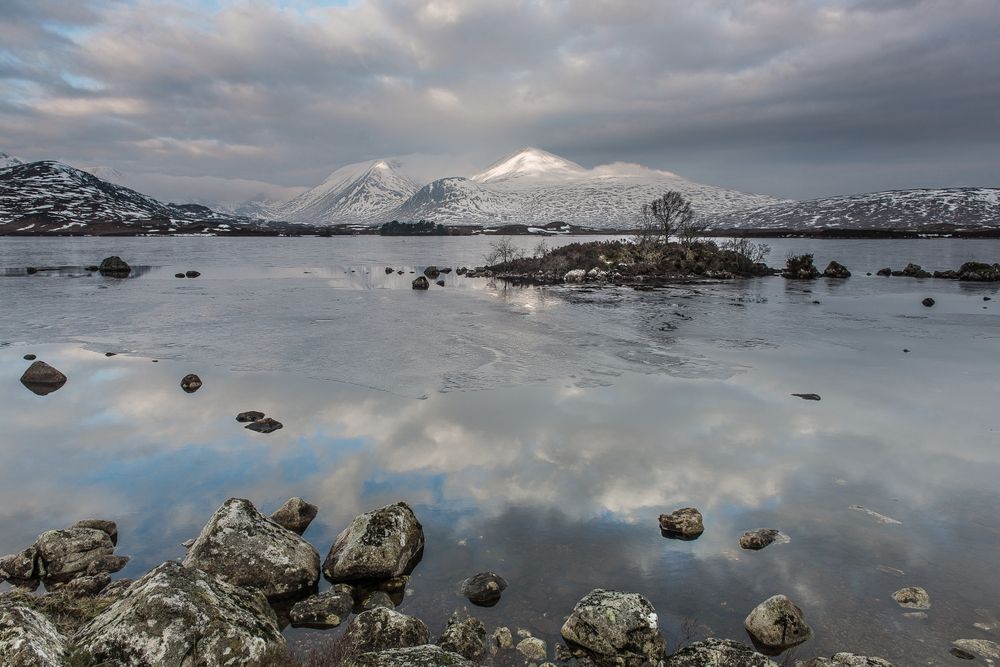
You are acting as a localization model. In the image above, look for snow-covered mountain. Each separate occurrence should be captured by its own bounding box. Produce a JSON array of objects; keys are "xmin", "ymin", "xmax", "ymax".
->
[
  {"xmin": 706, "ymin": 188, "xmax": 1000, "ymax": 231},
  {"xmin": 1, "ymin": 152, "xmax": 25, "ymax": 170},
  {"xmin": 0, "ymin": 161, "xmax": 252, "ymax": 234},
  {"xmin": 387, "ymin": 177, "xmax": 513, "ymax": 222},
  {"xmin": 274, "ymin": 159, "xmax": 419, "ymax": 224}
]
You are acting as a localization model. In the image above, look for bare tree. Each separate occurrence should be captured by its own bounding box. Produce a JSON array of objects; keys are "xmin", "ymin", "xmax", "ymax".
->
[
  {"xmin": 647, "ymin": 191, "xmax": 694, "ymax": 241},
  {"xmin": 720, "ymin": 237, "xmax": 770, "ymax": 264},
  {"xmin": 532, "ymin": 239, "xmax": 550, "ymax": 259},
  {"xmin": 483, "ymin": 236, "xmax": 523, "ymax": 266}
]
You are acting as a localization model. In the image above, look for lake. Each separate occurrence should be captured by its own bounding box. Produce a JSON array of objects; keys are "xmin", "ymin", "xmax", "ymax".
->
[{"xmin": 2, "ymin": 235, "xmax": 999, "ymax": 664}]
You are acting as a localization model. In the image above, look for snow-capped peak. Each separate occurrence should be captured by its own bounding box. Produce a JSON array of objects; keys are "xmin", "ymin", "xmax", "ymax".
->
[
  {"xmin": 77, "ymin": 164, "xmax": 127, "ymax": 185},
  {"xmin": 471, "ymin": 147, "xmax": 586, "ymax": 185},
  {"xmin": 1, "ymin": 152, "xmax": 26, "ymax": 170}
]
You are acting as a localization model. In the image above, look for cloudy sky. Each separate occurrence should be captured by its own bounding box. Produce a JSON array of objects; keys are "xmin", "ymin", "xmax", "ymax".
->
[{"xmin": 1, "ymin": 0, "xmax": 998, "ymax": 202}]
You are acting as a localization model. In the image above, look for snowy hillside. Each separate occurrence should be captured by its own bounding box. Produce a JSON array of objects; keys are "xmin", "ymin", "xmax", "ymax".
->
[
  {"xmin": 1, "ymin": 152, "xmax": 25, "ymax": 170},
  {"xmin": 706, "ymin": 188, "xmax": 1000, "ymax": 231},
  {"xmin": 387, "ymin": 177, "xmax": 514, "ymax": 222}
]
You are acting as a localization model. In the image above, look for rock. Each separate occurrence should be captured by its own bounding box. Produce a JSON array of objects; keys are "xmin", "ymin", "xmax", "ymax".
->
[
  {"xmin": 823, "ymin": 261, "xmax": 851, "ymax": 278},
  {"xmin": 436, "ymin": 280, "xmax": 445, "ymax": 287},
  {"xmin": 34, "ymin": 527, "xmax": 116, "ymax": 588},
  {"xmin": 797, "ymin": 654, "xmax": 894, "ymax": 666},
  {"xmin": 289, "ymin": 589, "xmax": 353, "ymax": 629},
  {"xmin": 98, "ymin": 578, "xmax": 134, "ymax": 599},
  {"xmin": 25, "ymin": 266, "xmax": 38, "ymax": 274},
  {"xmin": 180, "ymin": 373, "xmax": 202, "ymax": 393},
  {"xmin": 246, "ymin": 417, "xmax": 283, "ymax": 433},
  {"xmin": 517, "ymin": 636, "xmax": 547, "ymax": 661},
  {"xmin": 340, "ymin": 607, "xmax": 430, "ymax": 658},
  {"xmin": 921, "ymin": 297, "xmax": 935, "ymax": 307},
  {"xmin": 270, "ymin": 497, "xmax": 319, "ymax": 535},
  {"xmin": 85, "ymin": 265, "xmax": 99, "ymax": 272},
  {"xmin": 792, "ymin": 393, "xmax": 822, "ymax": 401},
  {"xmin": 782, "ymin": 254, "xmax": 820, "ymax": 279},
  {"xmin": 898, "ymin": 263, "xmax": 930, "ymax": 278},
  {"xmin": 659, "ymin": 507, "xmax": 704, "ymax": 539},
  {"xmin": 950, "ymin": 647, "xmax": 976, "ymax": 660},
  {"xmin": 85, "ymin": 554, "xmax": 129, "ymax": 576},
  {"xmin": 441, "ymin": 267, "xmax": 453, "ymax": 274},
  {"xmin": 438, "ymin": 615, "xmax": 486, "ymax": 661},
  {"xmin": 564, "ymin": 269, "xmax": 587, "ymax": 283},
  {"xmin": 104, "ymin": 352, "xmax": 116, "ymax": 357},
  {"xmin": 180, "ymin": 538, "xmax": 195, "ymax": 549},
  {"xmin": 237, "ymin": 410, "xmax": 266, "ymax": 423},
  {"xmin": 385, "ymin": 267, "xmax": 395, "ymax": 274},
  {"xmin": 61, "ymin": 572, "xmax": 112, "ymax": 597},
  {"xmin": 744, "ymin": 594, "xmax": 813, "ymax": 654},
  {"xmin": 953, "ymin": 639, "xmax": 1000, "ymax": 660},
  {"xmin": 73, "ymin": 560, "xmax": 285, "ymax": 666},
  {"xmin": 412, "ymin": 276, "xmax": 430, "ymax": 290},
  {"xmin": 560, "ymin": 589, "xmax": 666, "ymax": 666},
  {"xmin": 424, "ymin": 266, "xmax": 440, "ymax": 279},
  {"xmin": 323, "ymin": 502, "xmax": 424, "ymax": 583},
  {"xmin": 346, "ymin": 645, "xmax": 475, "ymax": 666},
  {"xmin": 891, "ymin": 586, "xmax": 930, "ymax": 609},
  {"xmin": 397, "ymin": 270, "xmax": 404, "ymax": 275},
  {"xmin": 98, "ymin": 256, "xmax": 131, "ymax": 276},
  {"xmin": 174, "ymin": 273, "xmax": 185, "ymax": 278},
  {"xmin": 22, "ymin": 354, "xmax": 35, "ymax": 360},
  {"xmin": 491, "ymin": 626, "xmax": 514, "ymax": 651},
  {"xmin": 0, "ymin": 549, "xmax": 39, "ymax": 590},
  {"xmin": 185, "ymin": 270, "xmax": 201, "ymax": 278},
  {"xmin": 182, "ymin": 497, "xmax": 320, "ymax": 600},
  {"xmin": 362, "ymin": 590, "xmax": 395, "ymax": 611},
  {"xmin": 666, "ymin": 638, "xmax": 777, "ymax": 666},
  {"xmin": 958, "ymin": 261, "xmax": 1000, "ymax": 281},
  {"xmin": 740, "ymin": 529, "xmax": 784, "ymax": 550},
  {"xmin": 19, "ymin": 361, "xmax": 67, "ymax": 396},
  {"xmin": 460, "ymin": 571, "xmax": 508, "ymax": 606},
  {"xmin": 0, "ymin": 599, "xmax": 70, "ymax": 666},
  {"xmin": 876, "ymin": 267, "xmax": 892, "ymax": 277},
  {"xmin": 456, "ymin": 267, "xmax": 468, "ymax": 275}
]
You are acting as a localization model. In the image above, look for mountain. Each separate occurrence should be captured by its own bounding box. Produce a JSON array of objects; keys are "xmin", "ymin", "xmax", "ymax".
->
[
  {"xmin": 387, "ymin": 177, "xmax": 513, "ymax": 222},
  {"xmin": 1, "ymin": 152, "xmax": 25, "ymax": 170},
  {"xmin": 274, "ymin": 159, "xmax": 419, "ymax": 224},
  {"xmin": 471, "ymin": 147, "xmax": 587, "ymax": 186},
  {"xmin": 705, "ymin": 188, "xmax": 1000, "ymax": 231},
  {"xmin": 0, "ymin": 161, "xmax": 256, "ymax": 234},
  {"xmin": 77, "ymin": 164, "xmax": 127, "ymax": 185}
]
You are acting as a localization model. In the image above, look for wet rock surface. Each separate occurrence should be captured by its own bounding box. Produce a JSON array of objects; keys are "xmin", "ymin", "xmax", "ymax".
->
[
  {"xmin": 796, "ymin": 654, "xmax": 894, "ymax": 666},
  {"xmin": 665, "ymin": 638, "xmax": 777, "ymax": 666},
  {"xmin": 246, "ymin": 417, "xmax": 283, "ymax": 433},
  {"xmin": 270, "ymin": 496, "xmax": 319, "ymax": 535},
  {"xmin": 237, "ymin": 410, "xmax": 266, "ymax": 423},
  {"xmin": 560, "ymin": 588, "xmax": 667, "ymax": 666},
  {"xmin": 659, "ymin": 507, "xmax": 704, "ymax": 539},
  {"xmin": 182, "ymin": 497, "xmax": 320, "ymax": 600},
  {"xmin": 339, "ymin": 607, "xmax": 430, "ymax": 658},
  {"xmin": 289, "ymin": 589, "xmax": 353, "ymax": 629},
  {"xmin": 73, "ymin": 560, "xmax": 285, "ymax": 667},
  {"xmin": 19, "ymin": 361, "xmax": 67, "ymax": 395},
  {"xmin": 437, "ymin": 615, "xmax": 486, "ymax": 661},
  {"xmin": 461, "ymin": 571, "xmax": 508, "ymax": 606},
  {"xmin": 346, "ymin": 644, "xmax": 475, "ymax": 666},
  {"xmin": 740, "ymin": 529, "xmax": 785, "ymax": 550},
  {"xmin": 98, "ymin": 256, "xmax": 131, "ymax": 276},
  {"xmin": 323, "ymin": 502, "xmax": 424, "ymax": 583},
  {"xmin": 744, "ymin": 594, "xmax": 813, "ymax": 654},
  {"xmin": 179, "ymin": 373, "xmax": 202, "ymax": 393},
  {"xmin": 891, "ymin": 586, "xmax": 930, "ymax": 609}
]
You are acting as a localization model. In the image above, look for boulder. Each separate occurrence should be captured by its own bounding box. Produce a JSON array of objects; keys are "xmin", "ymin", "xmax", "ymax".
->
[
  {"xmin": 385, "ymin": 267, "xmax": 395, "ymax": 274},
  {"xmin": 876, "ymin": 267, "xmax": 891, "ymax": 277},
  {"xmin": 782, "ymin": 254, "xmax": 820, "ymax": 279},
  {"xmin": 60, "ymin": 573, "xmax": 112, "ymax": 597},
  {"xmin": 0, "ymin": 599, "xmax": 69, "ymax": 666},
  {"xmin": 564, "ymin": 269, "xmax": 586, "ymax": 283},
  {"xmin": 891, "ymin": 586, "xmax": 930, "ymax": 609},
  {"xmin": 182, "ymin": 497, "xmax": 320, "ymax": 600},
  {"xmin": 491, "ymin": 626, "xmax": 514, "ymax": 651},
  {"xmin": 460, "ymin": 571, "xmax": 507, "ymax": 606},
  {"xmin": 180, "ymin": 373, "xmax": 202, "ymax": 393},
  {"xmin": 72, "ymin": 519, "xmax": 118, "ymax": 547},
  {"xmin": 659, "ymin": 507, "xmax": 704, "ymax": 539},
  {"xmin": 424, "ymin": 266, "xmax": 440, "ymax": 279},
  {"xmin": 185, "ymin": 270, "xmax": 201, "ymax": 278},
  {"xmin": 73, "ymin": 560, "xmax": 285, "ymax": 667},
  {"xmin": 665, "ymin": 638, "xmax": 777, "ymax": 666},
  {"xmin": 22, "ymin": 354, "xmax": 35, "ymax": 361},
  {"xmin": 797, "ymin": 654, "xmax": 894, "ymax": 666},
  {"xmin": 98, "ymin": 256, "xmax": 131, "ymax": 276},
  {"xmin": 34, "ymin": 527, "xmax": 116, "ymax": 588},
  {"xmin": 246, "ymin": 417, "xmax": 283, "ymax": 433},
  {"xmin": 560, "ymin": 589, "xmax": 666, "ymax": 666},
  {"xmin": 740, "ymin": 529, "xmax": 784, "ymax": 550},
  {"xmin": 438, "ymin": 615, "xmax": 486, "ymax": 661},
  {"xmin": 901, "ymin": 263, "xmax": 931, "ymax": 278},
  {"xmin": 323, "ymin": 502, "xmax": 424, "ymax": 583},
  {"xmin": 744, "ymin": 594, "xmax": 813, "ymax": 654},
  {"xmin": 921, "ymin": 297, "xmax": 935, "ymax": 307},
  {"xmin": 270, "ymin": 497, "xmax": 319, "ymax": 535},
  {"xmin": 19, "ymin": 361, "xmax": 67, "ymax": 396},
  {"xmin": 412, "ymin": 276, "xmax": 430, "ymax": 290},
  {"xmin": 959, "ymin": 261, "xmax": 1000, "ymax": 282},
  {"xmin": 346, "ymin": 645, "xmax": 475, "ymax": 666},
  {"xmin": 339, "ymin": 607, "xmax": 430, "ymax": 658},
  {"xmin": 361, "ymin": 590, "xmax": 395, "ymax": 611},
  {"xmin": 289, "ymin": 589, "xmax": 353, "ymax": 629},
  {"xmin": 952, "ymin": 639, "xmax": 1000, "ymax": 660},
  {"xmin": 0, "ymin": 549, "xmax": 39, "ymax": 590},
  {"xmin": 517, "ymin": 636, "xmax": 547, "ymax": 661},
  {"xmin": 823, "ymin": 261, "xmax": 851, "ymax": 278},
  {"xmin": 237, "ymin": 410, "xmax": 265, "ymax": 423}
]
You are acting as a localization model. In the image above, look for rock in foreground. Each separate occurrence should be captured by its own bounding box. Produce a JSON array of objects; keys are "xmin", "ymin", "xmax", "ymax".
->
[
  {"xmin": 182, "ymin": 497, "xmax": 320, "ymax": 600},
  {"xmin": 665, "ymin": 638, "xmax": 776, "ymax": 666},
  {"xmin": 339, "ymin": 607, "xmax": 430, "ymax": 658},
  {"xmin": 659, "ymin": 507, "xmax": 704, "ymax": 539},
  {"xmin": 797, "ymin": 654, "xmax": 894, "ymax": 666},
  {"xmin": 289, "ymin": 589, "xmax": 353, "ymax": 629},
  {"xmin": 0, "ymin": 599, "xmax": 69, "ymax": 666},
  {"xmin": 460, "ymin": 571, "xmax": 507, "ymax": 606},
  {"xmin": 437, "ymin": 615, "xmax": 486, "ymax": 661},
  {"xmin": 19, "ymin": 361, "xmax": 67, "ymax": 396},
  {"xmin": 74, "ymin": 561, "xmax": 285, "ymax": 667},
  {"xmin": 323, "ymin": 502, "xmax": 424, "ymax": 583},
  {"xmin": 346, "ymin": 645, "xmax": 475, "ymax": 666},
  {"xmin": 560, "ymin": 588, "xmax": 667, "ymax": 666},
  {"xmin": 744, "ymin": 594, "xmax": 813, "ymax": 654}
]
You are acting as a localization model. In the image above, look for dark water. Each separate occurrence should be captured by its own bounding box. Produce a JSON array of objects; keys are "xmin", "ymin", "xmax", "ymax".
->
[{"xmin": 2, "ymin": 236, "xmax": 1000, "ymax": 664}]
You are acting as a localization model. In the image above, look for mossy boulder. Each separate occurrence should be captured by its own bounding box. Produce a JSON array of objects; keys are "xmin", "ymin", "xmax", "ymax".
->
[
  {"xmin": 323, "ymin": 502, "xmax": 424, "ymax": 583},
  {"xmin": 560, "ymin": 589, "xmax": 666, "ymax": 666}
]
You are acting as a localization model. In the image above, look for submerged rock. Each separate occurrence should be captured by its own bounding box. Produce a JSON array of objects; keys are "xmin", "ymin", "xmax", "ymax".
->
[
  {"xmin": 560, "ymin": 588, "xmax": 666, "ymax": 666},
  {"xmin": 245, "ymin": 417, "xmax": 283, "ymax": 433},
  {"xmin": 182, "ymin": 497, "xmax": 320, "ymax": 600},
  {"xmin": 437, "ymin": 615, "xmax": 486, "ymax": 661},
  {"xmin": 98, "ymin": 256, "xmax": 131, "ymax": 276},
  {"xmin": 517, "ymin": 636, "xmax": 547, "ymax": 661},
  {"xmin": 270, "ymin": 497, "xmax": 319, "ymax": 535},
  {"xmin": 180, "ymin": 373, "xmax": 202, "ymax": 393},
  {"xmin": 891, "ymin": 586, "xmax": 930, "ymax": 609},
  {"xmin": 952, "ymin": 639, "xmax": 1000, "ymax": 660},
  {"xmin": 340, "ymin": 607, "xmax": 430, "ymax": 658},
  {"xmin": 19, "ymin": 361, "xmax": 67, "ymax": 396},
  {"xmin": 797, "ymin": 654, "xmax": 894, "ymax": 666},
  {"xmin": 412, "ymin": 276, "xmax": 430, "ymax": 290},
  {"xmin": 665, "ymin": 638, "xmax": 776, "ymax": 666},
  {"xmin": 237, "ymin": 410, "xmax": 266, "ymax": 423},
  {"xmin": 346, "ymin": 645, "xmax": 475, "ymax": 666},
  {"xmin": 823, "ymin": 261, "xmax": 852, "ymax": 278},
  {"xmin": 0, "ymin": 599, "xmax": 69, "ymax": 666},
  {"xmin": 323, "ymin": 502, "xmax": 424, "ymax": 583},
  {"xmin": 460, "ymin": 571, "xmax": 507, "ymax": 606},
  {"xmin": 659, "ymin": 507, "xmax": 704, "ymax": 539},
  {"xmin": 73, "ymin": 560, "xmax": 285, "ymax": 667},
  {"xmin": 744, "ymin": 594, "xmax": 813, "ymax": 654},
  {"xmin": 740, "ymin": 529, "xmax": 786, "ymax": 550},
  {"xmin": 289, "ymin": 589, "xmax": 353, "ymax": 629}
]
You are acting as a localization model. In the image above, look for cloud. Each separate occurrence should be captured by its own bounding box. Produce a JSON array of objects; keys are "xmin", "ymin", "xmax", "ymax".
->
[{"xmin": 0, "ymin": 0, "xmax": 998, "ymax": 202}]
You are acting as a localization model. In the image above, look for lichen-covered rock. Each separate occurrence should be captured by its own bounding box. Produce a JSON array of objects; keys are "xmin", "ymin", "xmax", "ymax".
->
[
  {"xmin": 491, "ymin": 626, "xmax": 514, "ymax": 652},
  {"xmin": 744, "ymin": 595, "xmax": 813, "ymax": 653},
  {"xmin": 740, "ymin": 529, "xmax": 787, "ymax": 551},
  {"xmin": 952, "ymin": 639, "xmax": 1000, "ymax": 660},
  {"xmin": 72, "ymin": 520, "xmax": 118, "ymax": 547},
  {"xmin": 34, "ymin": 527, "xmax": 115, "ymax": 588},
  {"xmin": 19, "ymin": 361, "xmax": 67, "ymax": 396},
  {"xmin": 270, "ymin": 497, "xmax": 319, "ymax": 535},
  {"xmin": 823, "ymin": 261, "xmax": 851, "ymax": 279},
  {"xmin": 98, "ymin": 256, "xmax": 131, "ymax": 276},
  {"xmin": 73, "ymin": 561, "xmax": 284, "ymax": 667},
  {"xmin": 437, "ymin": 615, "xmax": 486, "ymax": 661},
  {"xmin": 60, "ymin": 573, "xmax": 112, "ymax": 597},
  {"xmin": 412, "ymin": 276, "xmax": 430, "ymax": 290},
  {"xmin": 560, "ymin": 589, "xmax": 666, "ymax": 666},
  {"xmin": 346, "ymin": 645, "xmax": 475, "ymax": 666},
  {"xmin": 0, "ymin": 600, "xmax": 69, "ymax": 666},
  {"xmin": 182, "ymin": 497, "xmax": 320, "ymax": 600},
  {"xmin": 797, "ymin": 654, "xmax": 894, "ymax": 666},
  {"xmin": 460, "ymin": 571, "xmax": 507, "ymax": 606},
  {"xmin": 517, "ymin": 636, "xmax": 547, "ymax": 661},
  {"xmin": 289, "ymin": 589, "xmax": 353, "ymax": 629},
  {"xmin": 339, "ymin": 607, "xmax": 430, "ymax": 658},
  {"xmin": 659, "ymin": 508, "xmax": 704, "ymax": 539},
  {"xmin": 564, "ymin": 269, "xmax": 587, "ymax": 283},
  {"xmin": 666, "ymin": 638, "xmax": 777, "ymax": 666},
  {"xmin": 362, "ymin": 590, "xmax": 395, "ymax": 611},
  {"xmin": 0, "ymin": 549, "xmax": 39, "ymax": 590},
  {"xmin": 900, "ymin": 263, "xmax": 931, "ymax": 278},
  {"xmin": 180, "ymin": 373, "xmax": 202, "ymax": 393},
  {"xmin": 891, "ymin": 586, "xmax": 929, "ymax": 610},
  {"xmin": 323, "ymin": 502, "xmax": 424, "ymax": 583}
]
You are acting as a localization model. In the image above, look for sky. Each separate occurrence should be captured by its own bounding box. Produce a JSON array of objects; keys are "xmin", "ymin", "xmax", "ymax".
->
[{"xmin": 1, "ymin": 0, "xmax": 998, "ymax": 203}]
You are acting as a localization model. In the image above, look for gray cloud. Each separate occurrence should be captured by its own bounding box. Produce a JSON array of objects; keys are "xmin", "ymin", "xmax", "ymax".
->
[{"xmin": 0, "ymin": 0, "xmax": 997, "ymax": 201}]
